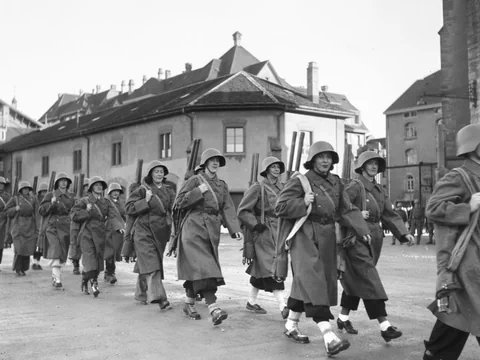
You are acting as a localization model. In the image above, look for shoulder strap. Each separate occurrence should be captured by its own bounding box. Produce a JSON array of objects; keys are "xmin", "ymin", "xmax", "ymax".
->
[
  {"xmin": 453, "ymin": 167, "xmax": 478, "ymax": 194},
  {"xmin": 352, "ymin": 179, "xmax": 367, "ymax": 211},
  {"xmin": 197, "ymin": 174, "xmax": 220, "ymax": 211},
  {"xmin": 93, "ymin": 203, "xmax": 104, "ymax": 219},
  {"xmin": 107, "ymin": 197, "xmax": 124, "ymax": 220},
  {"xmin": 317, "ymin": 182, "xmax": 336, "ymax": 209},
  {"xmin": 141, "ymin": 184, "xmax": 167, "ymax": 215},
  {"xmin": 0, "ymin": 195, "xmax": 6, "ymax": 208}
]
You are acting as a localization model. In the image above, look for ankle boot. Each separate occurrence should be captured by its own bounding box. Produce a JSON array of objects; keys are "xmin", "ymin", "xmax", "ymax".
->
[
  {"xmin": 90, "ymin": 279, "xmax": 100, "ymax": 297},
  {"xmin": 81, "ymin": 278, "xmax": 90, "ymax": 295}
]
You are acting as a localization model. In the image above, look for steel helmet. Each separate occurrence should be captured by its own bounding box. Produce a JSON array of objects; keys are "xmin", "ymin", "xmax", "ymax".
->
[
  {"xmin": 307, "ymin": 141, "xmax": 339, "ymax": 164},
  {"xmin": 83, "ymin": 177, "xmax": 90, "ymax": 186},
  {"xmin": 456, "ymin": 123, "xmax": 480, "ymax": 157},
  {"xmin": 146, "ymin": 160, "xmax": 169, "ymax": 176},
  {"xmin": 354, "ymin": 150, "xmax": 386, "ymax": 174},
  {"xmin": 54, "ymin": 172, "xmax": 72, "ymax": 188},
  {"xmin": 0, "ymin": 177, "xmax": 6, "ymax": 185},
  {"xmin": 18, "ymin": 180, "xmax": 33, "ymax": 193},
  {"xmin": 38, "ymin": 182, "xmax": 48, "ymax": 192},
  {"xmin": 198, "ymin": 148, "xmax": 226, "ymax": 168},
  {"xmin": 107, "ymin": 182, "xmax": 124, "ymax": 195},
  {"xmin": 259, "ymin": 157, "xmax": 285, "ymax": 177},
  {"xmin": 88, "ymin": 176, "xmax": 107, "ymax": 192}
]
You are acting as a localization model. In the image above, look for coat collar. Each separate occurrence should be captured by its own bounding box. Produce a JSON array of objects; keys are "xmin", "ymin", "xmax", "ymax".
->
[
  {"xmin": 356, "ymin": 174, "xmax": 382, "ymax": 193},
  {"xmin": 305, "ymin": 169, "xmax": 337, "ymax": 187},
  {"xmin": 262, "ymin": 177, "xmax": 282, "ymax": 192},
  {"xmin": 463, "ymin": 159, "xmax": 480, "ymax": 178},
  {"xmin": 199, "ymin": 170, "xmax": 220, "ymax": 186}
]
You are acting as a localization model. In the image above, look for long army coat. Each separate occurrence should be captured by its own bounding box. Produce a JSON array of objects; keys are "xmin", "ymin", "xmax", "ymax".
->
[
  {"xmin": 5, "ymin": 194, "xmax": 38, "ymax": 256},
  {"xmin": 35, "ymin": 192, "xmax": 46, "ymax": 252},
  {"xmin": 0, "ymin": 191, "xmax": 11, "ymax": 250},
  {"xmin": 275, "ymin": 170, "xmax": 369, "ymax": 307},
  {"xmin": 39, "ymin": 190, "xmax": 76, "ymax": 262},
  {"xmin": 105, "ymin": 196, "xmax": 126, "ymax": 262},
  {"xmin": 426, "ymin": 160, "xmax": 480, "ymax": 337},
  {"xmin": 342, "ymin": 175, "xmax": 408, "ymax": 300},
  {"xmin": 125, "ymin": 183, "xmax": 175, "ymax": 277},
  {"xmin": 176, "ymin": 171, "xmax": 241, "ymax": 282},
  {"xmin": 237, "ymin": 178, "xmax": 283, "ymax": 279},
  {"xmin": 71, "ymin": 194, "xmax": 123, "ymax": 273}
]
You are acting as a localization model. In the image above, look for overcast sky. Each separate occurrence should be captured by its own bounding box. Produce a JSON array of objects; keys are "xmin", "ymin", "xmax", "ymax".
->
[{"xmin": 1, "ymin": 0, "xmax": 442, "ymax": 138}]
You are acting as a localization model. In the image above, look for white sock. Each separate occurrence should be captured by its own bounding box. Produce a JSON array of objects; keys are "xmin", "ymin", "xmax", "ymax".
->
[
  {"xmin": 317, "ymin": 321, "xmax": 332, "ymax": 334},
  {"xmin": 185, "ymin": 297, "xmax": 195, "ymax": 305},
  {"xmin": 208, "ymin": 303, "xmax": 219, "ymax": 314},
  {"xmin": 338, "ymin": 314, "xmax": 349, "ymax": 322},
  {"xmin": 379, "ymin": 320, "xmax": 391, "ymax": 331},
  {"xmin": 286, "ymin": 311, "xmax": 302, "ymax": 330},
  {"xmin": 248, "ymin": 286, "xmax": 259, "ymax": 305},
  {"xmin": 318, "ymin": 322, "xmax": 340, "ymax": 345},
  {"xmin": 272, "ymin": 290, "xmax": 286, "ymax": 310}
]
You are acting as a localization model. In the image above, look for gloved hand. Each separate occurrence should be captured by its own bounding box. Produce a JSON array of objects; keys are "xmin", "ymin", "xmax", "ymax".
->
[
  {"xmin": 361, "ymin": 234, "xmax": 372, "ymax": 245},
  {"xmin": 401, "ymin": 234, "xmax": 415, "ymax": 246},
  {"xmin": 253, "ymin": 223, "xmax": 268, "ymax": 233},
  {"xmin": 231, "ymin": 232, "xmax": 243, "ymax": 241}
]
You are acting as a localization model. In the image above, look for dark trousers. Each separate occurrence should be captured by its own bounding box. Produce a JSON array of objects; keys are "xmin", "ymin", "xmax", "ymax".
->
[
  {"xmin": 72, "ymin": 258, "xmax": 80, "ymax": 268},
  {"xmin": 82, "ymin": 270, "xmax": 99, "ymax": 281},
  {"xmin": 105, "ymin": 258, "xmax": 116, "ymax": 275},
  {"xmin": 0, "ymin": 248, "xmax": 3, "ymax": 264},
  {"xmin": 287, "ymin": 297, "xmax": 334, "ymax": 323},
  {"xmin": 33, "ymin": 251, "xmax": 42, "ymax": 261},
  {"xmin": 424, "ymin": 319, "xmax": 480, "ymax": 360},
  {"xmin": 340, "ymin": 291, "xmax": 387, "ymax": 320},
  {"xmin": 13, "ymin": 254, "xmax": 30, "ymax": 272},
  {"xmin": 184, "ymin": 279, "xmax": 218, "ymax": 305}
]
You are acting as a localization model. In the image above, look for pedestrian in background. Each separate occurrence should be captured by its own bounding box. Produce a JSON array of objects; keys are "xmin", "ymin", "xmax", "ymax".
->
[
  {"xmin": 6, "ymin": 181, "xmax": 38, "ymax": 276},
  {"xmin": 409, "ymin": 199, "xmax": 425, "ymax": 245},
  {"xmin": 237, "ymin": 156, "xmax": 288, "ymax": 319},
  {"xmin": 0, "ymin": 177, "xmax": 11, "ymax": 271},
  {"xmin": 32, "ymin": 182, "xmax": 48, "ymax": 270},
  {"xmin": 126, "ymin": 161, "xmax": 174, "ymax": 310}
]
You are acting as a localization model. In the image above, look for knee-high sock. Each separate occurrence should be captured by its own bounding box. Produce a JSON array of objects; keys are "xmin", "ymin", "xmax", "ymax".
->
[
  {"xmin": 273, "ymin": 290, "xmax": 286, "ymax": 310},
  {"xmin": 248, "ymin": 286, "xmax": 260, "ymax": 305}
]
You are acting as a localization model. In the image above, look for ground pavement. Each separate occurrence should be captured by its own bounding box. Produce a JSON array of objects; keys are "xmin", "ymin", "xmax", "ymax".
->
[{"xmin": 0, "ymin": 235, "xmax": 478, "ymax": 360}]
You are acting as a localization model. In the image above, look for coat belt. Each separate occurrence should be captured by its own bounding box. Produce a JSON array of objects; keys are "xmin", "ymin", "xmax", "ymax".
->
[{"xmin": 307, "ymin": 214, "xmax": 334, "ymax": 225}]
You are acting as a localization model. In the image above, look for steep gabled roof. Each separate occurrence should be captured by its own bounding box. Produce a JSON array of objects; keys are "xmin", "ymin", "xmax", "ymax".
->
[
  {"xmin": 39, "ymin": 93, "xmax": 80, "ymax": 122},
  {"xmin": 0, "ymin": 72, "xmax": 354, "ymax": 153},
  {"xmin": 218, "ymin": 45, "xmax": 260, "ymax": 76},
  {"xmin": 384, "ymin": 70, "xmax": 442, "ymax": 113}
]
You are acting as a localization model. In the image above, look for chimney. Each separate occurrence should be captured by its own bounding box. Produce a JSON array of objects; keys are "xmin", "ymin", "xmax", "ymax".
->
[
  {"xmin": 321, "ymin": 85, "xmax": 328, "ymax": 92},
  {"xmin": 128, "ymin": 79, "xmax": 134, "ymax": 93},
  {"xmin": 120, "ymin": 80, "xmax": 126, "ymax": 93},
  {"xmin": 307, "ymin": 62, "xmax": 319, "ymax": 103},
  {"xmin": 185, "ymin": 63, "xmax": 192, "ymax": 72},
  {"xmin": 110, "ymin": 84, "xmax": 116, "ymax": 91},
  {"xmin": 233, "ymin": 31, "xmax": 242, "ymax": 46},
  {"xmin": 142, "ymin": 75, "xmax": 147, "ymax": 85},
  {"xmin": 158, "ymin": 68, "xmax": 163, "ymax": 80},
  {"xmin": 96, "ymin": 84, "xmax": 101, "ymax": 94},
  {"xmin": 165, "ymin": 70, "xmax": 171, "ymax": 79},
  {"xmin": 11, "ymin": 96, "xmax": 17, "ymax": 109},
  {"xmin": 58, "ymin": 93, "xmax": 62, "ymax": 99}
]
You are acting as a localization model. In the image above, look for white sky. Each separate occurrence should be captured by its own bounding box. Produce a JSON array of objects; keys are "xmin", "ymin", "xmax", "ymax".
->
[{"xmin": 0, "ymin": 0, "xmax": 442, "ymax": 138}]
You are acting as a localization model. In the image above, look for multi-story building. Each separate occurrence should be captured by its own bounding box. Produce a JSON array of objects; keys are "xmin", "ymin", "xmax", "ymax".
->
[
  {"xmin": 384, "ymin": 71, "xmax": 442, "ymax": 207},
  {"xmin": 0, "ymin": 32, "xmax": 355, "ymax": 205}
]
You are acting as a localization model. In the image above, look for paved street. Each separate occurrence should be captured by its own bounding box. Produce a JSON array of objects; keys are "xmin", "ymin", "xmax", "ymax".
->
[{"xmin": 0, "ymin": 235, "xmax": 478, "ymax": 360}]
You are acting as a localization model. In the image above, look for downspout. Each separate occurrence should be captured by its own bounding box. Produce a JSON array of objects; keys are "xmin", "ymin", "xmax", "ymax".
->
[
  {"xmin": 81, "ymin": 132, "xmax": 90, "ymax": 177},
  {"xmin": 183, "ymin": 109, "xmax": 195, "ymax": 142},
  {"xmin": 435, "ymin": 119, "xmax": 446, "ymax": 182}
]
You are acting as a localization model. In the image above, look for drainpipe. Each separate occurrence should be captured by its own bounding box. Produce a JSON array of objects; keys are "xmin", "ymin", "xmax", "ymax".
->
[
  {"xmin": 183, "ymin": 109, "xmax": 195, "ymax": 142},
  {"xmin": 81, "ymin": 132, "xmax": 90, "ymax": 177},
  {"xmin": 435, "ymin": 119, "xmax": 446, "ymax": 182}
]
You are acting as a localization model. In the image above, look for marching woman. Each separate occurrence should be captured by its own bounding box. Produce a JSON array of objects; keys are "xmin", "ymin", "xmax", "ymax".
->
[
  {"xmin": 39, "ymin": 173, "xmax": 76, "ymax": 287},
  {"xmin": 71, "ymin": 176, "xmax": 123, "ymax": 297},
  {"xmin": 69, "ymin": 178, "xmax": 89, "ymax": 276},
  {"xmin": 237, "ymin": 156, "xmax": 288, "ymax": 318},
  {"xmin": 273, "ymin": 141, "xmax": 370, "ymax": 357},
  {"xmin": 125, "ymin": 161, "xmax": 175, "ymax": 310},
  {"xmin": 338, "ymin": 150, "xmax": 414, "ymax": 341},
  {"xmin": 0, "ymin": 177, "xmax": 11, "ymax": 270},
  {"xmin": 175, "ymin": 148, "xmax": 243, "ymax": 326},
  {"xmin": 104, "ymin": 182, "xmax": 126, "ymax": 284},
  {"xmin": 6, "ymin": 181, "xmax": 38, "ymax": 276},
  {"xmin": 32, "ymin": 182, "xmax": 48, "ymax": 271}
]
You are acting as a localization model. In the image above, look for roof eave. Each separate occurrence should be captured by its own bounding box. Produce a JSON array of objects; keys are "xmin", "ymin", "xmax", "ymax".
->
[{"xmin": 384, "ymin": 102, "xmax": 442, "ymax": 116}]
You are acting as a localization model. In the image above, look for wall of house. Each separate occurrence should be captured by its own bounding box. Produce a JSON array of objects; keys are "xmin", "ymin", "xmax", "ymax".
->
[
  {"xmin": 283, "ymin": 113, "xmax": 344, "ymax": 176},
  {"xmin": 386, "ymin": 106, "xmax": 441, "ymax": 205}
]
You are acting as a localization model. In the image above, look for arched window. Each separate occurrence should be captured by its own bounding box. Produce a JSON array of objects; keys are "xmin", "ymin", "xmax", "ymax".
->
[
  {"xmin": 405, "ymin": 122, "xmax": 417, "ymax": 138},
  {"xmin": 406, "ymin": 174, "xmax": 415, "ymax": 192},
  {"xmin": 405, "ymin": 148, "xmax": 417, "ymax": 164}
]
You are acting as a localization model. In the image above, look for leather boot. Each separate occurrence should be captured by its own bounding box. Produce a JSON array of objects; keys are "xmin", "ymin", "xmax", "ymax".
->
[{"xmin": 90, "ymin": 279, "xmax": 100, "ymax": 297}]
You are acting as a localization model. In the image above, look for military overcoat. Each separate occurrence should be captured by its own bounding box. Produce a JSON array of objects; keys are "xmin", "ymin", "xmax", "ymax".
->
[{"xmin": 5, "ymin": 194, "xmax": 38, "ymax": 256}]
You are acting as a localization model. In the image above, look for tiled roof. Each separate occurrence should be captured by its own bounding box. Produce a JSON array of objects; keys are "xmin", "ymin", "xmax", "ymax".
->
[
  {"xmin": 384, "ymin": 70, "xmax": 442, "ymax": 113},
  {"xmin": 0, "ymin": 98, "xmax": 42, "ymax": 128},
  {"xmin": 0, "ymin": 72, "xmax": 354, "ymax": 153},
  {"xmin": 218, "ymin": 45, "xmax": 260, "ymax": 76},
  {"xmin": 39, "ymin": 93, "xmax": 80, "ymax": 122}
]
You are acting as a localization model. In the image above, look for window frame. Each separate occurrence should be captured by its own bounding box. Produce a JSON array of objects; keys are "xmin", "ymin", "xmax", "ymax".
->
[
  {"xmin": 224, "ymin": 125, "xmax": 246, "ymax": 154},
  {"xmin": 159, "ymin": 132, "xmax": 172, "ymax": 159},
  {"xmin": 41, "ymin": 155, "xmax": 49, "ymax": 177},
  {"xmin": 404, "ymin": 122, "xmax": 417, "ymax": 139},
  {"xmin": 406, "ymin": 173, "xmax": 415, "ymax": 192},
  {"xmin": 405, "ymin": 148, "xmax": 417, "ymax": 165},
  {"xmin": 112, "ymin": 141, "xmax": 122, "ymax": 166},
  {"xmin": 15, "ymin": 158, "xmax": 22, "ymax": 179},
  {"xmin": 73, "ymin": 149, "xmax": 82, "ymax": 172}
]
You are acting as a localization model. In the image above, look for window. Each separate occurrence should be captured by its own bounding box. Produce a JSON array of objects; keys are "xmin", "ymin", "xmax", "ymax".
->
[
  {"xmin": 73, "ymin": 150, "xmax": 82, "ymax": 172},
  {"xmin": 354, "ymin": 115, "xmax": 360, "ymax": 124},
  {"xmin": 15, "ymin": 158, "xmax": 22, "ymax": 179},
  {"xmin": 225, "ymin": 127, "xmax": 244, "ymax": 153},
  {"xmin": 159, "ymin": 133, "xmax": 172, "ymax": 159},
  {"xmin": 405, "ymin": 123, "xmax": 417, "ymax": 138},
  {"xmin": 403, "ymin": 111, "xmax": 418, "ymax": 118},
  {"xmin": 0, "ymin": 130, "xmax": 5, "ymax": 141},
  {"xmin": 405, "ymin": 148, "xmax": 417, "ymax": 164},
  {"xmin": 301, "ymin": 131, "xmax": 313, "ymax": 156},
  {"xmin": 112, "ymin": 142, "xmax": 122, "ymax": 166},
  {"xmin": 41, "ymin": 156, "xmax": 49, "ymax": 177},
  {"xmin": 406, "ymin": 174, "xmax": 415, "ymax": 192}
]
